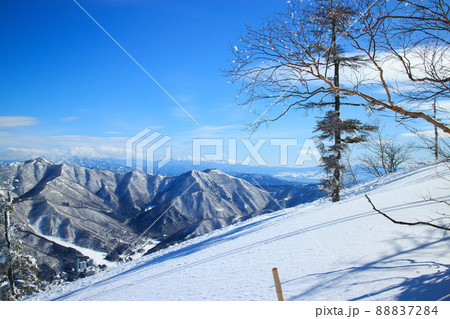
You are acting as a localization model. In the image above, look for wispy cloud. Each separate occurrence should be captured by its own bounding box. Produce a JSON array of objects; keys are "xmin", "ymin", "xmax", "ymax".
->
[
  {"xmin": 402, "ymin": 130, "xmax": 450, "ymax": 138},
  {"xmin": 0, "ymin": 145, "xmax": 126, "ymax": 161},
  {"xmin": 0, "ymin": 132, "xmax": 12, "ymax": 137},
  {"xmin": 0, "ymin": 116, "xmax": 39, "ymax": 128},
  {"xmin": 0, "ymin": 134, "xmax": 128, "ymax": 161},
  {"xmin": 192, "ymin": 125, "xmax": 241, "ymax": 137},
  {"xmin": 60, "ymin": 116, "xmax": 79, "ymax": 122},
  {"xmin": 170, "ymin": 106, "xmax": 198, "ymax": 122},
  {"xmin": 104, "ymin": 131, "xmax": 123, "ymax": 135},
  {"xmin": 341, "ymin": 46, "xmax": 450, "ymax": 98}
]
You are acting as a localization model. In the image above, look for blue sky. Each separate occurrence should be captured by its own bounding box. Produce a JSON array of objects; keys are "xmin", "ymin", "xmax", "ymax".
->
[{"xmin": 0, "ymin": 0, "xmax": 443, "ymax": 167}]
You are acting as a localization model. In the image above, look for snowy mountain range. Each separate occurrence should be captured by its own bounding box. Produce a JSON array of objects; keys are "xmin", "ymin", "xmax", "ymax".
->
[
  {"xmin": 58, "ymin": 156, "xmax": 332, "ymax": 183},
  {"xmin": 0, "ymin": 158, "xmax": 323, "ymax": 284},
  {"xmin": 28, "ymin": 162, "xmax": 450, "ymax": 301}
]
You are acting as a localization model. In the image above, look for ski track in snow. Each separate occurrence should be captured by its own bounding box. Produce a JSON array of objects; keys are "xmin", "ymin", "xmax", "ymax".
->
[{"xmin": 30, "ymin": 163, "xmax": 450, "ymax": 301}]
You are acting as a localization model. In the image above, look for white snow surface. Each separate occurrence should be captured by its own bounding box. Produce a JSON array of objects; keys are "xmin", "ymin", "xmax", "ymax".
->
[
  {"xmin": 31, "ymin": 163, "xmax": 450, "ymax": 301},
  {"xmin": 28, "ymin": 227, "xmax": 116, "ymax": 268},
  {"xmin": 37, "ymin": 234, "xmax": 116, "ymax": 268}
]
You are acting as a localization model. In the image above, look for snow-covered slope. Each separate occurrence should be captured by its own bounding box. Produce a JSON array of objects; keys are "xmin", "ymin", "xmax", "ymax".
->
[{"xmin": 31, "ymin": 163, "xmax": 450, "ymax": 301}]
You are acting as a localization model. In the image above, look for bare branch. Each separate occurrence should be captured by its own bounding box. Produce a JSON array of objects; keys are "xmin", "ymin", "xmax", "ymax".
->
[{"xmin": 365, "ymin": 194, "xmax": 450, "ymax": 231}]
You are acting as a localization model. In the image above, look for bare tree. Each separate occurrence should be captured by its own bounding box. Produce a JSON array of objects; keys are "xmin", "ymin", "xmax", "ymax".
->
[
  {"xmin": 359, "ymin": 126, "xmax": 413, "ymax": 177},
  {"xmin": 225, "ymin": 0, "xmax": 450, "ymax": 134},
  {"xmin": 408, "ymin": 129, "xmax": 450, "ymax": 162},
  {"xmin": 342, "ymin": 149, "xmax": 360, "ymax": 186},
  {"xmin": 403, "ymin": 99, "xmax": 450, "ymax": 161}
]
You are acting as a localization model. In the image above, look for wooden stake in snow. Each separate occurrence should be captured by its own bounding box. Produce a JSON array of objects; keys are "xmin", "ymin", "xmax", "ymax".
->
[{"xmin": 272, "ymin": 267, "xmax": 284, "ymax": 301}]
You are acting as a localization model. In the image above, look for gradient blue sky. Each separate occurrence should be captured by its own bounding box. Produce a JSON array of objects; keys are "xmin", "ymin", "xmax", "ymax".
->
[{"xmin": 0, "ymin": 0, "xmax": 441, "ymax": 167}]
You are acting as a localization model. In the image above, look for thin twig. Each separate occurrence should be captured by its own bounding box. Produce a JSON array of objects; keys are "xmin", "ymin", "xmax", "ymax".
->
[{"xmin": 365, "ymin": 194, "xmax": 450, "ymax": 231}]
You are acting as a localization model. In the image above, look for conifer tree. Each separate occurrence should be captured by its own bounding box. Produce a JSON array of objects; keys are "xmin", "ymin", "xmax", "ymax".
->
[
  {"xmin": 314, "ymin": 111, "xmax": 376, "ymax": 201},
  {"xmin": 310, "ymin": 0, "xmax": 376, "ymax": 201},
  {"xmin": 1, "ymin": 183, "xmax": 40, "ymax": 300}
]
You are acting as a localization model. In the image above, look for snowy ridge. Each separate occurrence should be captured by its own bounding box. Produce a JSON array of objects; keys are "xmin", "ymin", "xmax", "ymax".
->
[{"xmin": 30, "ymin": 163, "xmax": 450, "ymax": 301}]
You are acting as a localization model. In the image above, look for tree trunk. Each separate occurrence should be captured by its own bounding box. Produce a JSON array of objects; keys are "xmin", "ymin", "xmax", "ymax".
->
[
  {"xmin": 332, "ymin": 17, "xmax": 341, "ymax": 203},
  {"xmin": 3, "ymin": 190, "xmax": 16, "ymax": 299},
  {"xmin": 434, "ymin": 99, "xmax": 439, "ymax": 161}
]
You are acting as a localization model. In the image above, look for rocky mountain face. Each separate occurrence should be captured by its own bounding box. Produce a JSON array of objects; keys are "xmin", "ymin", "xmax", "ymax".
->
[{"xmin": 0, "ymin": 158, "xmax": 323, "ymax": 283}]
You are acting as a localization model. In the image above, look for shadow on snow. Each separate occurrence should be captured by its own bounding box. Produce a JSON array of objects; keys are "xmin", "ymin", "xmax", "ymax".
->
[{"xmin": 286, "ymin": 236, "xmax": 450, "ymax": 301}]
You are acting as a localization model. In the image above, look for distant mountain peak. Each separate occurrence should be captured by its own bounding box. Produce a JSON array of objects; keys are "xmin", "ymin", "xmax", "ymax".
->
[
  {"xmin": 25, "ymin": 157, "xmax": 55, "ymax": 165},
  {"xmin": 202, "ymin": 168, "xmax": 221, "ymax": 173}
]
